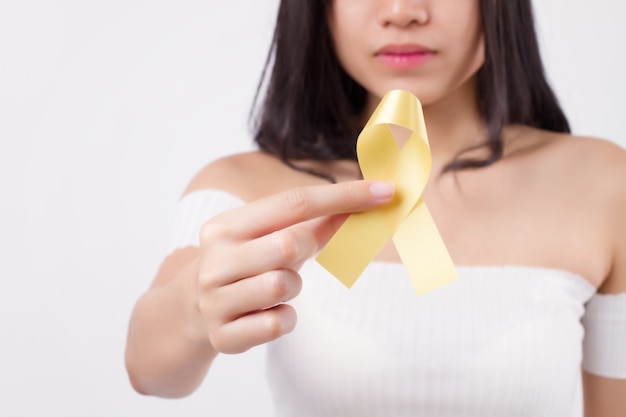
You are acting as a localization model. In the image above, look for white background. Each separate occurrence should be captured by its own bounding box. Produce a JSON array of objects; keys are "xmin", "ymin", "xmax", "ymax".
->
[{"xmin": 0, "ymin": 1, "xmax": 624, "ymax": 416}]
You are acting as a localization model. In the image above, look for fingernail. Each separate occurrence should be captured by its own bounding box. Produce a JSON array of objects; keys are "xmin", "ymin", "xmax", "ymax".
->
[{"xmin": 369, "ymin": 181, "xmax": 394, "ymax": 199}]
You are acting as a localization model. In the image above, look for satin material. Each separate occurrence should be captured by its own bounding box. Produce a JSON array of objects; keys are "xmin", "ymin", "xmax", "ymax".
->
[{"xmin": 316, "ymin": 90, "xmax": 457, "ymax": 295}]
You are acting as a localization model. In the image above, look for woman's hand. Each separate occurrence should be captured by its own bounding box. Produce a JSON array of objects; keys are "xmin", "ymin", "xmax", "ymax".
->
[
  {"xmin": 194, "ymin": 180, "xmax": 395, "ymax": 354},
  {"xmin": 125, "ymin": 179, "xmax": 393, "ymax": 397}
]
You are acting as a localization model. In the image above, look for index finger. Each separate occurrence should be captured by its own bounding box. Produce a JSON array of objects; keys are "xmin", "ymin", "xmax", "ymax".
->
[{"xmin": 214, "ymin": 180, "xmax": 394, "ymax": 239}]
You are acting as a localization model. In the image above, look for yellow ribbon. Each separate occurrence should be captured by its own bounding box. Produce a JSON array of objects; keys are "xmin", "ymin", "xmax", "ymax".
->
[{"xmin": 316, "ymin": 90, "xmax": 457, "ymax": 295}]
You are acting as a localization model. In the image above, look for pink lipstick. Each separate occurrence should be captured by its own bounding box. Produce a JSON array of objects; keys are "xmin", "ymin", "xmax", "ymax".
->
[{"xmin": 375, "ymin": 44, "xmax": 435, "ymax": 69}]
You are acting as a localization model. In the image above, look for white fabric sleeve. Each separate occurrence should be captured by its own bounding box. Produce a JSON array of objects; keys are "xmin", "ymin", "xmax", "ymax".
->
[
  {"xmin": 581, "ymin": 292, "xmax": 626, "ymax": 379},
  {"xmin": 167, "ymin": 189, "xmax": 245, "ymax": 253}
]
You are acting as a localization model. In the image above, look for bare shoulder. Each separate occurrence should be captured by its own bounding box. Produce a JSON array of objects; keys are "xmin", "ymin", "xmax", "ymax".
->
[
  {"xmin": 182, "ymin": 151, "xmax": 329, "ymax": 202},
  {"xmin": 182, "ymin": 151, "xmax": 282, "ymax": 201},
  {"xmin": 536, "ymin": 130, "xmax": 626, "ymax": 292},
  {"xmin": 514, "ymin": 127, "xmax": 626, "ymax": 188},
  {"xmin": 184, "ymin": 151, "xmax": 271, "ymax": 191},
  {"xmin": 559, "ymin": 133, "xmax": 626, "ymax": 167},
  {"xmin": 547, "ymin": 131, "xmax": 626, "ymax": 190}
]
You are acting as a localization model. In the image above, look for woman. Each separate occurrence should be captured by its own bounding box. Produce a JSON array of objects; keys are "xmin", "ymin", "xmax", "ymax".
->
[{"xmin": 125, "ymin": 0, "xmax": 626, "ymax": 415}]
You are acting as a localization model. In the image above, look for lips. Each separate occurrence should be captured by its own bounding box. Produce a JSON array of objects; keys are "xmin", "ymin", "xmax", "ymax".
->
[
  {"xmin": 375, "ymin": 44, "xmax": 435, "ymax": 69},
  {"xmin": 376, "ymin": 44, "xmax": 435, "ymax": 55}
]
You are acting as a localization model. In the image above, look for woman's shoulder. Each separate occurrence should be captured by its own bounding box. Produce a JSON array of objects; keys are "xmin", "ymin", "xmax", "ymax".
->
[
  {"xmin": 552, "ymin": 130, "xmax": 625, "ymax": 162},
  {"xmin": 505, "ymin": 126, "xmax": 626, "ymax": 227},
  {"xmin": 513, "ymin": 126, "xmax": 626, "ymax": 185},
  {"xmin": 546, "ymin": 134, "xmax": 626, "ymax": 294},
  {"xmin": 512, "ymin": 127, "xmax": 626, "ymax": 291},
  {"xmin": 181, "ymin": 151, "xmax": 333, "ymax": 202},
  {"xmin": 543, "ymin": 129, "xmax": 625, "ymax": 185},
  {"xmin": 527, "ymin": 127, "xmax": 626, "ymax": 234},
  {"xmin": 181, "ymin": 152, "xmax": 285, "ymax": 202}
]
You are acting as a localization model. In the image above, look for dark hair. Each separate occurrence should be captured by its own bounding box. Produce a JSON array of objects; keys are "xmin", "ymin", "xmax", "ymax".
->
[{"xmin": 251, "ymin": 0, "xmax": 570, "ymax": 180}]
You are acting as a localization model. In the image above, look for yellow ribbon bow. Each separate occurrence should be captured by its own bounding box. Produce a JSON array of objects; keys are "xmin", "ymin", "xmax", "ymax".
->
[{"xmin": 316, "ymin": 90, "xmax": 457, "ymax": 295}]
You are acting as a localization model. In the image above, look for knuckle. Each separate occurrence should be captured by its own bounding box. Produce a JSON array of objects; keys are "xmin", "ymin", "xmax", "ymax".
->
[
  {"xmin": 196, "ymin": 272, "xmax": 219, "ymax": 304},
  {"xmin": 265, "ymin": 312, "xmax": 287, "ymax": 340},
  {"xmin": 197, "ymin": 283, "xmax": 227, "ymax": 324},
  {"xmin": 209, "ymin": 323, "xmax": 246, "ymax": 354},
  {"xmin": 199, "ymin": 218, "xmax": 229, "ymax": 245},
  {"xmin": 197, "ymin": 300, "xmax": 220, "ymax": 334},
  {"xmin": 273, "ymin": 231, "xmax": 299, "ymax": 263},
  {"xmin": 345, "ymin": 182, "xmax": 363, "ymax": 206},
  {"xmin": 291, "ymin": 274, "xmax": 303, "ymax": 297},
  {"xmin": 264, "ymin": 306, "xmax": 297, "ymax": 339},
  {"xmin": 208, "ymin": 331, "xmax": 230, "ymax": 353},
  {"xmin": 266, "ymin": 270, "xmax": 291, "ymax": 300},
  {"xmin": 196, "ymin": 293, "xmax": 213, "ymax": 317},
  {"xmin": 283, "ymin": 187, "xmax": 312, "ymax": 218}
]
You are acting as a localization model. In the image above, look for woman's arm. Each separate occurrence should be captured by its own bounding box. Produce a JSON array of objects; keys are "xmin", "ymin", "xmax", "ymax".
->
[
  {"xmin": 125, "ymin": 247, "xmax": 214, "ymax": 398},
  {"xmin": 583, "ymin": 149, "xmax": 626, "ymax": 417},
  {"xmin": 124, "ymin": 179, "xmax": 395, "ymax": 398},
  {"xmin": 583, "ymin": 372, "xmax": 626, "ymax": 417}
]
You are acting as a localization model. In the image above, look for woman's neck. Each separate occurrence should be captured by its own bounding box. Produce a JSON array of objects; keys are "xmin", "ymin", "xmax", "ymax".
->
[{"xmin": 365, "ymin": 80, "xmax": 487, "ymax": 173}]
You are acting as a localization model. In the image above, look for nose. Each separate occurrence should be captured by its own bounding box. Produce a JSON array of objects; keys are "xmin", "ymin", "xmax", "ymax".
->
[{"xmin": 379, "ymin": 0, "xmax": 430, "ymax": 27}]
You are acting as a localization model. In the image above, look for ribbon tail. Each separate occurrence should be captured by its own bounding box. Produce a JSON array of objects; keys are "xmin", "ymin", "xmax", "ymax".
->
[
  {"xmin": 393, "ymin": 201, "xmax": 458, "ymax": 295},
  {"xmin": 316, "ymin": 207, "xmax": 396, "ymax": 288}
]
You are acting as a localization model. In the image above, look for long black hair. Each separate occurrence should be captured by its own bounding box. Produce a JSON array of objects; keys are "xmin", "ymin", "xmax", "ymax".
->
[{"xmin": 250, "ymin": 0, "xmax": 570, "ymax": 179}]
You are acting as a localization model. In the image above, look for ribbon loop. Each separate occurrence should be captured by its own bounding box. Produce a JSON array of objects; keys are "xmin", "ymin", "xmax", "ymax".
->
[{"xmin": 316, "ymin": 90, "xmax": 457, "ymax": 295}]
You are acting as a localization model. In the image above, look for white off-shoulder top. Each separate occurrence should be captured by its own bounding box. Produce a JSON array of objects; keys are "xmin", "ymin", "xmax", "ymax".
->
[{"xmin": 169, "ymin": 189, "xmax": 626, "ymax": 417}]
